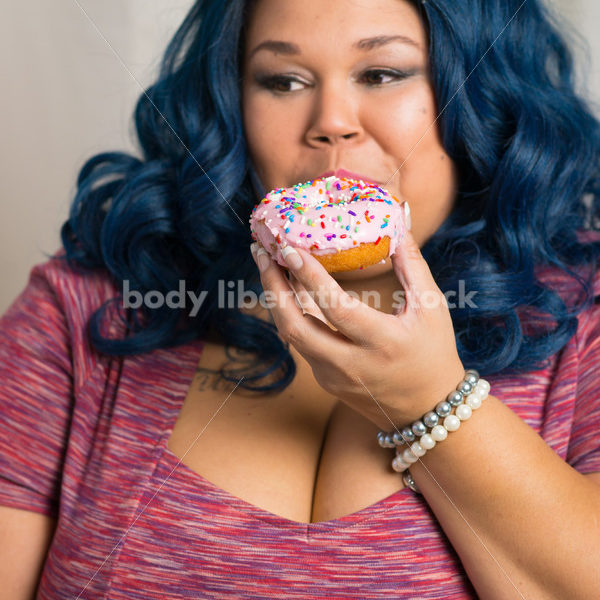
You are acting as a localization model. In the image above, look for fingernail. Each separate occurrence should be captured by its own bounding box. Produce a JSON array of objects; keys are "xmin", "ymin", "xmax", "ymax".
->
[
  {"xmin": 256, "ymin": 248, "xmax": 271, "ymax": 272},
  {"xmin": 250, "ymin": 242, "xmax": 259, "ymax": 256},
  {"xmin": 281, "ymin": 245, "xmax": 303, "ymax": 270},
  {"xmin": 404, "ymin": 202, "xmax": 411, "ymax": 231}
]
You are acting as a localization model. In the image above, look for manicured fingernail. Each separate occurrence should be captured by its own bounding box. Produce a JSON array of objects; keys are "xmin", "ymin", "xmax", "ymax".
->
[
  {"xmin": 404, "ymin": 202, "xmax": 411, "ymax": 231},
  {"xmin": 250, "ymin": 242, "xmax": 259, "ymax": 257},
  {"xmin": 256, "ymin": 248, "xmax": 271, "ymax": 272},
  {"xmin": 281, "ymin": 245, "xmax": 303, "ymax": 270}
]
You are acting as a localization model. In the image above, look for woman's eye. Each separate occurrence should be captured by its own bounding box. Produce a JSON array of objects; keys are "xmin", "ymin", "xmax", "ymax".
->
[
  {"xmin": 360, "ymin": 69, "xmax": 411, "ymax": 86},
  {"xmin": 253, "ymin": 69, "xmax": 413, "ymax": 93},
  {"xmin": 256, "ymin": 75, "xmax": 306, "ymax": 93}
]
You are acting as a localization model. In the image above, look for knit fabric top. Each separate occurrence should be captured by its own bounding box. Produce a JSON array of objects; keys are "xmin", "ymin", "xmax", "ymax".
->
[{"xmin": 1, "ymin": 250, "xmax": 600, "ymax": 599}]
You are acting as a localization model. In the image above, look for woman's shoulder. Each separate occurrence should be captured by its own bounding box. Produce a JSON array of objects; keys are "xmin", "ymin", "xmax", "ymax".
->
[
  {"xmin": 533, "ymin": 229, "xmax": 600, "ymax": 298},
  {"xmin": 523, "ymin": 230, "xmax": 600, "ymax": 348},
  {"xmin": 534, "ymin": 263, "xmax": 600, "ymax": 303},
  {"xmin": 2, "ymin": 249, "xmax": 127, "ymax": 385},
  {"xmin": 24, "ymin": 248, "xmax": 122, "ymax": 328},
  {"xmin": 33, "ymin": 246, "xmax": 119, "ymax": 292}
]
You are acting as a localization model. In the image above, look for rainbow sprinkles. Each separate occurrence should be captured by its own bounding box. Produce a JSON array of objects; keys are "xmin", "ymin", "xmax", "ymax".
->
[{"xmin": 249, "ymin": 175, "xmax": 406, "ymax": 267}]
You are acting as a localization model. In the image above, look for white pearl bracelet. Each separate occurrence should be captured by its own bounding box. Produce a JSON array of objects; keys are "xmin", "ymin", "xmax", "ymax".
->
[{"xmin": 376, "ymin": 371, "xmax": 490, "ymax": 476}]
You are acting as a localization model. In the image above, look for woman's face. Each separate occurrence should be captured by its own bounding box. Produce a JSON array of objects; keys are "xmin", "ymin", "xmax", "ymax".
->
[{"xmin": 242, "ymin": 0, "xmax": 457, "ymax": 274}]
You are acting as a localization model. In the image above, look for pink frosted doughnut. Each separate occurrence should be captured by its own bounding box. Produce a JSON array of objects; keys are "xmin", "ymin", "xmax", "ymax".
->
[{"xmin": 249, "ymin": 176, "xmax": 407, "ymax": 273}]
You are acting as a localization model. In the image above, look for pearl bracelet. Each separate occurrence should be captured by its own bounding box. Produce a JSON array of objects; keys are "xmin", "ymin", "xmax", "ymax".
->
[{"xmin": 376, "ymin": 370, "xmax": 490, "ymax": 481}]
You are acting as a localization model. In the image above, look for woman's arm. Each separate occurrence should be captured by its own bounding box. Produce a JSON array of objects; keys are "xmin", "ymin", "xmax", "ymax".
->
[
  {"xmin": 0, "ymin": 506, "xmax": 56, "ymax": 600},
  {"xmin": 252, "ymin": 232, "xmax": 600, "ymax": 599},
  {"xmin": 410, "ymin": 394, "xmax": 600, "ymax": 600}
]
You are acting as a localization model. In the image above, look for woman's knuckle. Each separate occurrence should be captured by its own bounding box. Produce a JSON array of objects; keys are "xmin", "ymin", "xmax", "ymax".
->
[
  {"xmin": 280, "ymin": 322, "xmax": 303, "ymax": 345},
  {"xmin": 332, "ymin": 305, "xmax": 353, "ymax": 327}
]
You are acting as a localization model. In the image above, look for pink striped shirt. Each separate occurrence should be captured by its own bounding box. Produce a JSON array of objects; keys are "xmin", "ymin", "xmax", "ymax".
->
[{"xmin": 1, "ymin": 250, "xmax": 599, "ymax": 599}]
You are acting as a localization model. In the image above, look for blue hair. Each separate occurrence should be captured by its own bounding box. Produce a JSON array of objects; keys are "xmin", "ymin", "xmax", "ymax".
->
[{"xmin": 56, "ymin": 0, "xmax": 600, "ymax": 391}]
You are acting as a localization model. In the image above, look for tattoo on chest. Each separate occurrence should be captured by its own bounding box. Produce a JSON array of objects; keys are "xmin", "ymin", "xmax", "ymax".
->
[
  {"xmin": 194, "ymin": 345, "xmax": 264, "ymax": 392},
  {"xmin": 194, "ymin": 367, "xmax": 231, "ymax": 392}
]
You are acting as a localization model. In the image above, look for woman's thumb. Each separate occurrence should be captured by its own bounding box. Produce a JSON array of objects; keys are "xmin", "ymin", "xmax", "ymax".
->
[{"xmin": 390, "ymin": 202, "xmax": 442, "ymax": 309}]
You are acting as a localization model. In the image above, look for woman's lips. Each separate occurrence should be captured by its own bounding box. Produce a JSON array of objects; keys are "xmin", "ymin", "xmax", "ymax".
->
[{"xmin": 317, "ymin": 169, "xmax": 384, "ymax": 186}]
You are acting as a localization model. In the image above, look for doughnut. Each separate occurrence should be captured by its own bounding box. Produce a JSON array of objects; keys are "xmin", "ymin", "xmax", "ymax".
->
[{"xmin": 249, "ymin": 175, "xmax": 407, "ymax": 273}]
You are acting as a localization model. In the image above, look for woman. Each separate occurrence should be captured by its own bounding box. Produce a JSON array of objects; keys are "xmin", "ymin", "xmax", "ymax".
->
[{"xmin": 1, "ymin": 0, "xmax": 600, "ymax": 598}]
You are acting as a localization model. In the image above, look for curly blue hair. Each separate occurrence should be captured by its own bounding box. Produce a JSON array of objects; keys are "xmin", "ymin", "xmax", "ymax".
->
[{"xmin": 56, "ymin": 0, "xmax": 600, "ymax": 392}]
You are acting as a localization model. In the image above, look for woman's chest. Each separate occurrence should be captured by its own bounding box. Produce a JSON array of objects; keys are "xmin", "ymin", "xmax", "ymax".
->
[{"xmin": 166, "ymin": 344, "xmax": 405, "ymax": 524}]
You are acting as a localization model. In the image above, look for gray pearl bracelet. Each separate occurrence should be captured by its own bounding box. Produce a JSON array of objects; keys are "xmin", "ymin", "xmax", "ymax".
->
[{"xmin": 377, "ymin": 369, "xmax": 491, "ymax": 492}]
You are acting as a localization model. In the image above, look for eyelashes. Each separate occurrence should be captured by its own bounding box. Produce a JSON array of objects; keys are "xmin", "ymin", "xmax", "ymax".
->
[
  {"xmin": 254, "ymin": 74, "xmax": 306, "ymax": 93},
  {"xmin": 360, "ymin": 69, "xmax": 414, "ymax": 86},
  {"xmin": 254, "ymin": 68, "xmax": 416, "ymax": 94}
]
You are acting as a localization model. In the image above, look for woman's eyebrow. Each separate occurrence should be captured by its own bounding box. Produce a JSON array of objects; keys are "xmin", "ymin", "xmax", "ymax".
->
[
  {"xmin": 355, "ymin": 34, "xmax": 421, "ymax": 52},
  {"xmin": 248, "ymin": 34, "xmax": 421, "ymax": 59}
]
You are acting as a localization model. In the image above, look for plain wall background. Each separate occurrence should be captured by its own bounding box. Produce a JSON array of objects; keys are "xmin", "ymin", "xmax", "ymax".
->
[
  {"xmin": 1, "ymin": 0, "xmax": 599, "ymax": 314},
  {"xmin": 0, "ymin": 1, "xmax": 193, "ymax": 314}
]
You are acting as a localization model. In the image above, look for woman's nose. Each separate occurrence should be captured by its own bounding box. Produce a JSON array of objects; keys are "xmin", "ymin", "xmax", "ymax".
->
[{"xmin": 304, "ymin": 83, "xmax": 363, "ymax": 148}]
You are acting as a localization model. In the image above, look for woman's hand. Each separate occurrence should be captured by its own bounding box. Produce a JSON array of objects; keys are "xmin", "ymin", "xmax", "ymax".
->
[{"xmin": 250, "ymin": 230, "xmax": 465, "ymax": 431}]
